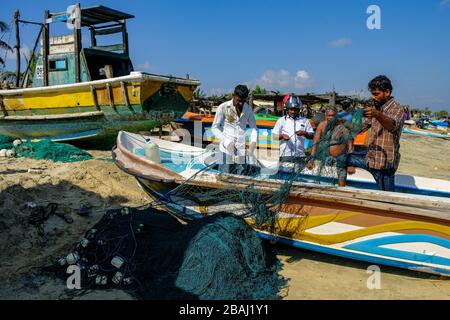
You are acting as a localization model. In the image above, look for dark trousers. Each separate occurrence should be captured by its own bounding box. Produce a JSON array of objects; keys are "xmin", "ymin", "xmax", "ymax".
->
[{"xmin": 347, "ymin": 153, "xmax": 396, "ymax": 192}]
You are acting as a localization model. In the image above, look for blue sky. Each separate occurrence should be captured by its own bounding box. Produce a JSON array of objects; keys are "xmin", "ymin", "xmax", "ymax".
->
[{"xmin": 1, "ymin": 0, "xmax": 450, "ymax": 111}]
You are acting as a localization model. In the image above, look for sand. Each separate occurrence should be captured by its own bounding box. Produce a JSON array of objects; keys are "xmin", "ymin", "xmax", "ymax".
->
[{"xmin": 0, "ymin": 134, "xmax": 449, "ymax": 300}]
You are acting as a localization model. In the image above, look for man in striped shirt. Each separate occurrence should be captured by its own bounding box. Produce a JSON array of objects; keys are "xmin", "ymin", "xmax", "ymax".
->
[{"xmin": 345, "ymin": 75, "xmax": 404, "ymax": 191}]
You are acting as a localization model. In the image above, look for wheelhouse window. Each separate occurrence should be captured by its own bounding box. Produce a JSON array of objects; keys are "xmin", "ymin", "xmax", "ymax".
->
[{"xmin": 49, "ymin": 58, "xmax": 68, "ymax": 71}]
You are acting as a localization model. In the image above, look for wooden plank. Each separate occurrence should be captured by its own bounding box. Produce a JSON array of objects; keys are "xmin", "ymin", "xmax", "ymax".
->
[
  {"xmin": 220, "ymin": 174, "xmax": 450, "ymax": 211},
  {"xmin": 94, "ymin": 26, "xmax": 122, "ymax": 36},
  {"xmin": 74, "ymin": 6, "xmax": 81, "ymax": 84},
  {"xmin": 43, "ymin": 10, "xmax": 50, "ymax": 87},
  {"xmin": 90, "ymin": 28, "xmax": 97, "ymax": 47},
  {"xmin": 90, "ymin": 85, "xmax": 100, "ymax": 111},
  {"xmin": 92, "ymin": 44, "xmax": 125, "ymax": 52},
  {"xmin": 183, "ymin": 177, "xmax": 450, "ymax": 223},
  {"xmin": 122, "ymin": 21, "xmax": 129, "ymax": 56},
  {"xmin": 106, "ymin": 83, "xmax": 117, "ymax": 111},
  {"xmin": 14, "ymin": 10, "xmax": 20, "ymax": 88},
  {"xmin": 3, "ymin": 111, "xmax": 104, "ymax": 120},
  {"xmin": 0, "ymin": 97, "xmax": 7, "ymax": 116},
  {"xmin": 120, "ymin": 81, "xmax": 134, "ymax": 113}
]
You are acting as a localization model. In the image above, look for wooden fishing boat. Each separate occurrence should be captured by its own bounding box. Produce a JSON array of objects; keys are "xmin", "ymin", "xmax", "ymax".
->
[
  {"xmin": 113, "ymin": 131, "xmax": 450, "ymax": 276},
  {"xmin": 403, "ymin": 127, "xmax": 450, "ymax": 140},
  {"xmin": 176, "ymin": 111, "xmax": 309, "ymax": 150},
  {"xmin": 0, "ymin": 5, "xmax": 199, "ymax": 141}
]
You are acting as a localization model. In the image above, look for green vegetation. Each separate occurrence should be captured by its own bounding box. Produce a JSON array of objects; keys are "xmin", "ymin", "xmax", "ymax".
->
[{"xmin": 251, "ymin": 85, "xmax": 268, "ymax": 95}]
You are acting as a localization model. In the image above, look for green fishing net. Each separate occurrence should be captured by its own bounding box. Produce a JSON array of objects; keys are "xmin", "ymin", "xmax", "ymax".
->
[{"xmin": 0, "ymin": 135, "xmax": 92, "ymax": 162}]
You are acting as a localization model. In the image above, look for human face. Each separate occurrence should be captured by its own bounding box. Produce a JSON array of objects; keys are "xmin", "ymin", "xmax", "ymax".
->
[
  {"xmin": 325, "ymin": 110, "xmax": 337, "ymax": 122},
  {"xmin": 232, "ymin": 95, "xmax": 246, "ymax": 111},
  {"xmin": 287, "ymin": 108, "xmax": 299, "ymax": 118},
  {"xmin": 370, "ymin": 88, "xmax": 391, "ymax": 107}
]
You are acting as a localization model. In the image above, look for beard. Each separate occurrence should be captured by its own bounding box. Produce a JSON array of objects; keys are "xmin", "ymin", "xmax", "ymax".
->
[{"xmin": 371, "ymin": 98, "xmax": 387, "ymax": 109}]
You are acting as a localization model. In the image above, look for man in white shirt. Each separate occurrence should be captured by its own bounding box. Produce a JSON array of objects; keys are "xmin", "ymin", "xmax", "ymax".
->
[
  {"xmin": 272, "ymin": 95, "xmax": 314, "ymax": 163},
  {"xmin": 211, "ymin": 85, "xmax": 258, "ymax": 174}
]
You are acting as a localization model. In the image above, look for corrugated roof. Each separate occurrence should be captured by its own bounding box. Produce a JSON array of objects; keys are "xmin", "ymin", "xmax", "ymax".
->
[{"xmin": 58, "ymin": 5, "xmax": 134, "ymax": 26}]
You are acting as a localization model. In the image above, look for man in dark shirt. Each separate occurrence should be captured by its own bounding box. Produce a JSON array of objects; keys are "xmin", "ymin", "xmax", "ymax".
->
[{"xmin": 345, "ymin": 75, "xmax": 404, "ymax": 191}]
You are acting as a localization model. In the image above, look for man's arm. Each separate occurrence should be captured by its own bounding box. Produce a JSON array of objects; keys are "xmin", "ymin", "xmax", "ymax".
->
[
  {"xmin": 311, "ymin": 122, "xmax": 324, "ymax": 156},
  {"xmin": 272, "ymin": 118, "xmax": 290, "ymax": 141},
  {"xmin": 211, "ymin": 105, "xmax": 225, "ymax": 141},
  {"xmin": 364, "ymin": 107, "xmax": 403, "ymax": 133}
]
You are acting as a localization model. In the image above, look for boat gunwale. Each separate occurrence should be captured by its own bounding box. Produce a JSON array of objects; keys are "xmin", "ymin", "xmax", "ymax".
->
[
  {"xmin": 114, "ymin": 131, "xmax": 450, "ymax": 224},
  {"xmin": 0, "ymin": 72, "xmax": 201, "ymax": 96},
  {"xmin": 0, "ymin": 111, "xmax": 105, "ymax": 121}
]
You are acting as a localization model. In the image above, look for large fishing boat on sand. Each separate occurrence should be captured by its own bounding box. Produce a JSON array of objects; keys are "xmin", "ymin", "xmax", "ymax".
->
[{"xmin": 0, "ymin": 5, "xmax": 200, "ymax": 141}]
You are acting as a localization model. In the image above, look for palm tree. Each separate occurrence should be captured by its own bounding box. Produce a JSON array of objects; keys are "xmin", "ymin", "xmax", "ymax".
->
[{"xmin": 0, "ymin": 20, "xmax": 13, "ymax": 66}]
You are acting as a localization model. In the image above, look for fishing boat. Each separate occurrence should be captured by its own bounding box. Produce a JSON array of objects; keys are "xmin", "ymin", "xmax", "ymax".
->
[
  {"xmin": 176, "ymin": 111, "xmax": 282, "ymax": 148},
  {"xmin": 403, "ymin": 127, "xmax": 450, "ymax": 140},
  {"xmin": 113, "ymin": 131, "xmax": 450, "ymax": 276},
  {"xmin": 0, "ymin": 5, "xmax": 200, "ymax": 141}
]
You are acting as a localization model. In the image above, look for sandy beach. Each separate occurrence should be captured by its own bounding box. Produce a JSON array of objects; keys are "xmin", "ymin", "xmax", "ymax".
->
[{"xmin": 0, "ymin": 133, "xmax": 449, "ymax": 300}]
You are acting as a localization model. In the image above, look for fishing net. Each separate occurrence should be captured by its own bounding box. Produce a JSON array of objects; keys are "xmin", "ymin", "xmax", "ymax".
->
[
  {"xmin": 160, "ymin": 107, "xmax": 367, "ymax": 237},
  {"xmin": 0, "ymin": 136, "xmax": 92, "ymax": 162},
  {"xmin": 48, "ymin": 207, "xmax": 287, "ymax": 300},
  {"xmin": 0, "ymin": 135, "xmax": 14, "ymax": 149}
]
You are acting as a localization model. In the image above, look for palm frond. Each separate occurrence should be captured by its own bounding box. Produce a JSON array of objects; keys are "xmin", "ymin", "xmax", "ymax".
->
[
  {"xmin": 0, "ymin": 40, "xmax": 13, "ymax": 52},
  {"xmin": 0, "ymin": 57, "xmax": 4, "ymax": 66},
  {"xmin": 0, "ymin": 21, "xmax": 9, "ymax": 32}
]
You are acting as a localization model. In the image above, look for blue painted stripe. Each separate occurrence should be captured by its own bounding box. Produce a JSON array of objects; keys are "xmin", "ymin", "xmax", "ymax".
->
[
  {"xmin": 132, "ymin": 183, "xmax": 450, "ymax": 276},
  {"xmin": 343, "ymin": 234, "xmax": 450, "ymax": 267},
  {"xmin": 403, "ymin": 127, "xmax": 450, "ymax": 139},
  {"xmin": 258, "ymin": 233, "xmax": 450, "ymax": 276}
]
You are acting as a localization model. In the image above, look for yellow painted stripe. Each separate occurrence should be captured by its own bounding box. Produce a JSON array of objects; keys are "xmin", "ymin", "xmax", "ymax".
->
[
  {"xmin": 273, "ymin": 220, "xmax": 450, "ymax": 245},
  {"xmin": 3, "ymin": 82, "xmax": 142, "ymax": 110},
  {"xmin": 140, "ymin": 80, "xmax": 162, "ymax": 102},
  {"xmin": 178, "ymin": 85, "xmax": 196, "ymax": 102}
]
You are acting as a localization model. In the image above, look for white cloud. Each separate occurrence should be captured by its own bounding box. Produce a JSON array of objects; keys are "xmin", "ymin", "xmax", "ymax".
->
[
  {"xmin": 207, "ymin": 87, "xmax": 232, "ymax": 96},
  {"xmin": 328, "ymin": 38, "xmax": 352, "ymax": 48},
  {"xmin": 250, "ymin": 69, "xmax": 312, "ymax": 91},
  {"xmin": 136, "ymin": 61, "xmax": 151, "ymax": 71},
  {"xmin": 440, "ymin": 0, "xmax": 450, "ymax": 7}
]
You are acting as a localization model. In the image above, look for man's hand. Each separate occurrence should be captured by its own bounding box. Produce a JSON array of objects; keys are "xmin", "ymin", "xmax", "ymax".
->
[
  {"xmin": 227, "ymin": 141, "xmax": 237, "ymax": 153},
  {"xmin": 281, "ymin": 133, "xmax": 290, "ymax": 141},
  {"xmin": 347, "ymin": 166, "xmax": 356, "ymax": 175},
  {"xmin": 295, "ymin": 130, "xmax": 306, "ymax": 137},
  {"xmin": 363, "ymin": 107, "xmax": 380, "ymax": 119}
]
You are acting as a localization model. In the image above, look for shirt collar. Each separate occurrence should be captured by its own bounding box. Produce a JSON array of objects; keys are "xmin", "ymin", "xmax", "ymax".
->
[{"xmin": 381, "ymin": 97, "xmax": 395, "ymax": 112}]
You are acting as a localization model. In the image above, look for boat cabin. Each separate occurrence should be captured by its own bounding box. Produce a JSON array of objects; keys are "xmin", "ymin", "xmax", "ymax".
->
[{"xmin": 30, "ymin": 4, "xmax": 135, "ymax": 87}]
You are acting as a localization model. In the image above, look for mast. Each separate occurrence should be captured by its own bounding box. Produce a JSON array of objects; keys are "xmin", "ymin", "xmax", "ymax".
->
[
  {"xmin": 14, "ymin": 10, "xmax": 20, "ymax": 88},
  {"xmin": 43, "ymin": 10, "xmax": 49, "ymax": 86},
  {"xmin": 74, "ymin": 3, "xmax": 81, "ymax": 83}
]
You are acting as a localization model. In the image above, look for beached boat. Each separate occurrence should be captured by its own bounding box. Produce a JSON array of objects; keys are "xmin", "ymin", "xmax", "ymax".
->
[
  {"xmin": 403, "ymin": 127, "xmax": 450, "ymax": 140},
  {"xmin": 113, "ymin": 131, "xmax": 450, "ymax": 276},
  {"xmin": 176, "ymin": 111, "xmax": 315, "ymax": 150},
  {"xmin": 0, "ymin": 5, "xmax": 199, "ymax": 141}
]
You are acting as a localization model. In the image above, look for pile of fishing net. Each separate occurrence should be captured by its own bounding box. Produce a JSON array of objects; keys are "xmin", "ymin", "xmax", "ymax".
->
[
  {"xmin": 0, "ymin": 135, "xmax": 92, "ymax": 162},
  {"xmin": 51, "ymin": 207, "xmax": 287, "ymax": 300}
]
